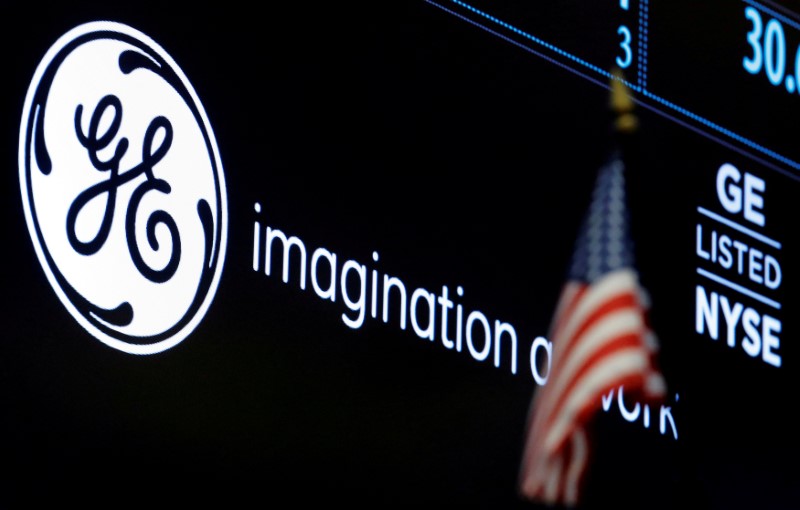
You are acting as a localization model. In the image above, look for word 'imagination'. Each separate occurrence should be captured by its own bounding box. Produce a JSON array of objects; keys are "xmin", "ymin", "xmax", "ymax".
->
[{"xmin": 251, "ymin": 202, "xmax": 554, "ymax": 383}]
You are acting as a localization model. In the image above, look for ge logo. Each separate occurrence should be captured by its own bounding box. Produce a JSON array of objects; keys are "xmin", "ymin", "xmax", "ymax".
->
[{"xmin": 19, "ymin": 22, "xmax": 228, "ymax": 354}]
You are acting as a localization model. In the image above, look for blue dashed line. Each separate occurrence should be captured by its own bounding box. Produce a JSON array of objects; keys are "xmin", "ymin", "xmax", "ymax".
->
[
  {"xmin": 642, "ymin": 91, "xmax": 800, "ymax": 169},
  {"xmin": 439, "ymin": 0, "xmax": 800, "ymax": 172},
  {"xmin": 426, "ymin": 0, "xmax": 642, "ymax": 95},
  {"xmin": 451, "ymin": 0, "xmax": 628, "ymax": 85},
  {"xmin": 742, "ymin": 0, "xmax": 800, "ymax": 32},
  {"xmin": 641, "ymin": 0, "xmax": 649, "ymax": 90},
  {"xmin": 638, "ymin": 0, "xmax": 643, "ymax": 87}
]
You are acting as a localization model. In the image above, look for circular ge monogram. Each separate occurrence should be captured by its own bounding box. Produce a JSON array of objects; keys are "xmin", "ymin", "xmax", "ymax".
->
[{"xmin": 19, "ymin": 22, "xmax": 228, "ymax": 354}]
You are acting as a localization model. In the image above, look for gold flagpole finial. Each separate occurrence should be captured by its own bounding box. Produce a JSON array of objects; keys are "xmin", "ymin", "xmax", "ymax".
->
[{"xmin": 610, "ymin": 67, "xmax": 639, "ymax": 134}]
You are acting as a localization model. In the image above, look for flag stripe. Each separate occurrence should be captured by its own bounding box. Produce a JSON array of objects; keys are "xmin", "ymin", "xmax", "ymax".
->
[
  {"xmin": 525, "ymin": 317, "xmax": 639, "ymax": 496},
  {"xmin": 533, "ymin": 289, "xmax": 646, "ymax": 445},
  {"xmin": 543, "ymin": 347, "xmax": 656, "ymax": 454},
  {"xmin": 549, "ymin": 299, "xmax": 644, "ymax": 410},
  {"xmin": 549, "ymin": 282, "xmax": 586, "ymax": 340},
  {"xmin": 543, "ymin": 453, "xmax": 563, "ymax": 503},
  {"xmin": 519, "ymin": 154, "xmax": 666, "ymax": 507},
  {"xmin": 564, "ymin": 428, "xmax": 589, "ymax": 506},
  {"xmin": 550, "ymin": 269, "xmax": 640, "ymax": 349},
  {"xmin": 520, "ymin": 349, "xmax": 653, "ymax": 495},
  {"xmin": 558, "ymin": 292, "xmax": 641, "ymax": 366},
  {"xmin": 528, "ymin": 272, "xmax": 643, "ymax": 435}
]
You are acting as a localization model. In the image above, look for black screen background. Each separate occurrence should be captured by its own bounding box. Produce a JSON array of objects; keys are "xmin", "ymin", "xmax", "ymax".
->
[{"xmin": 2, "ymin": 1, "xmax": 798, "ymax": 508}]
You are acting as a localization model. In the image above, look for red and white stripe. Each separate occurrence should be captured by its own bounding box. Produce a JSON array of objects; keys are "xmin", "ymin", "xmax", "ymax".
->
[{"xmin": 519, "ymin": 268, "xmax": 666, "ymax": 506}]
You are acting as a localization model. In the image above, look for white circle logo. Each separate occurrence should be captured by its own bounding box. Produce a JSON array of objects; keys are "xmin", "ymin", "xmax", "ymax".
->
[{"xmin": 19, "ymin": 22, "xmax": 228, "ymax": 355}]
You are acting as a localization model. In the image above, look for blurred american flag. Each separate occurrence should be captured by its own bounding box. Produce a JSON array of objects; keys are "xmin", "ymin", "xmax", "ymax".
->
[{"xmin": 518, "ymin": 152, "xmax": 666, "ymax": 507}]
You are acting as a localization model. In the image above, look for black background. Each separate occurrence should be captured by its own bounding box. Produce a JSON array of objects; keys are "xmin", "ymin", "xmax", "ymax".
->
[{"xmin": 2, "ymin": 1, "xmax": 799, "ymax": 508}]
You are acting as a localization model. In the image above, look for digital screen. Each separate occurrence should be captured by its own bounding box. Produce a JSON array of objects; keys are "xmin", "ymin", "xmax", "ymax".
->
[{"xmin": 3, "ymin": 1, "xmax": 798, "ymax": 507}]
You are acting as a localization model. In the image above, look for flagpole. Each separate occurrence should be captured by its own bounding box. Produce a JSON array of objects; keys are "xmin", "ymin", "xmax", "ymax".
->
[
  {"xmin": 610, "ymin": 67, "xmax": 638, "ymax": 135},
  {"xmin": 517, "ymin": 65, "xmax": 667, "ymax": 508},
  {"xmin": 610, "ymin": 66, "xmax": 644, "ymax": 256}
]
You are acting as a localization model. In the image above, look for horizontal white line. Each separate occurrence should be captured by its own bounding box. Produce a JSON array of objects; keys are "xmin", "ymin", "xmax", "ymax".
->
[
  {"xmin": 697, "ymin": 268, "xmax": 781, "ymax": 310},
  {"xmin": 697, "ymin": 207, "xmax": 781, "ymax": 249}
]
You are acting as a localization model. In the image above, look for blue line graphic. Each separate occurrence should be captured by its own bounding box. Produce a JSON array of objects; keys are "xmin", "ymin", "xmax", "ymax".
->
[
  {"xmin": 433, "ymin": 0, "xmax": 800, "ymax": 174},
  {"xmin": 448, "ymin": 0, "xmax": 639, "ymax": 92},
  {"xmin": 642, "ymin": 0, "xmax": 648, "ymax": 90},
  {"xmin": 424, "ymin": 1, "xmax": 634, "ymax": 92},
  {"xmin": 742, "ymin": 0, "xmax": 800, "ymax": 32},
  {"xmin": 427, "ymin": 0, "xmax": 799, "ymax": 180},
  {"xmin": 638, "ymin": 0, "xmax": 644, "ymax": 89}
]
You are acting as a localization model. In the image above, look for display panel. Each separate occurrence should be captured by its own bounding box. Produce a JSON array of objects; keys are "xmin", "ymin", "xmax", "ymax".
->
[{"xmin": 3, "ymin": 1, "xmax": 798, "ymax": 507}]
